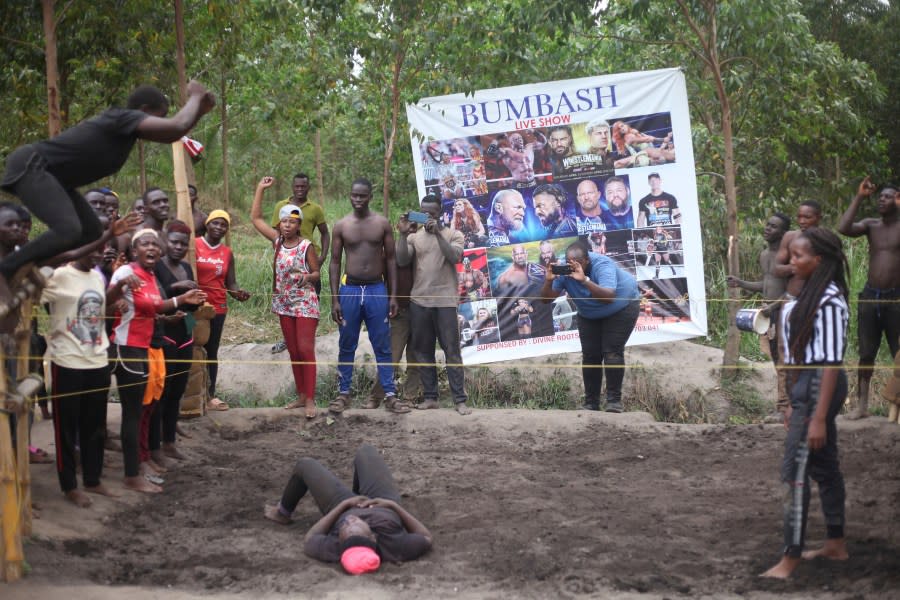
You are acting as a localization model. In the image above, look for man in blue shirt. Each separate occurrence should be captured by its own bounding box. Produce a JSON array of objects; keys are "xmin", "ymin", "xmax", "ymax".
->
[{"xmin": 540, "ymin": 240, "xmax": 639, "ymax": 412}]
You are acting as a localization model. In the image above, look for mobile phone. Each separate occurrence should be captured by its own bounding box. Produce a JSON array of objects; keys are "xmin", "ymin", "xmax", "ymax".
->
[
  {"xmin": 550, "ymin": 264, "xmax": 572, "ymax": 275},
  {"xmin": 407, "ymin": 211, "xmax": 430, "ymax": 224}
]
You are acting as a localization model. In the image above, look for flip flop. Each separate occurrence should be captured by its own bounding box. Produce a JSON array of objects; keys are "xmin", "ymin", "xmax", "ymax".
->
[
  {"xmin": 29, "ymin": 446, "xmax": 54, "ymax": 464},
  {"xmin": 206, "ymin": 397, "xmax": 230, "ymax": 411}
]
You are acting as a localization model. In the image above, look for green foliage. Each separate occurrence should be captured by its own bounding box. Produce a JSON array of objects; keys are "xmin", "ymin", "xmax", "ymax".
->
[
  {"xmin": 626, "ymin": 364, "xmax": 714, "ymax": 424},
  {"xmin": 465, "ymin": 367, "xmax": 576, "ymax": 409}
]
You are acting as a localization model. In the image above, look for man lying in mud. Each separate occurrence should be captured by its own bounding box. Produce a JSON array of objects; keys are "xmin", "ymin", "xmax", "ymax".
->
[{"xmin": 264, "ymin": 444, "xmax": 432, "ymax": 574}]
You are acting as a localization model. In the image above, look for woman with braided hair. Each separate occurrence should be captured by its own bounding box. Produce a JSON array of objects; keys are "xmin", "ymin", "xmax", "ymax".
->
[{"xmin": 762, "ymin": 227, "xmax": 850, "ymax": 579}]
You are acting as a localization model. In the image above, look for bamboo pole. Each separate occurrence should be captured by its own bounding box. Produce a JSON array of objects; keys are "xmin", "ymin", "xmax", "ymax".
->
[
  {"xmin": 0, "ymin": 346, "xmax": 24, "ymax": 582},
  {"xmin": 14, "ymin": 296, "xmax": 34, "ymax": 537}
]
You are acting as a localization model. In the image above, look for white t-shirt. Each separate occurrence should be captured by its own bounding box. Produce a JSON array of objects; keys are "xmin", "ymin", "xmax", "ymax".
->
[{"xmin": 40, "ymin": 265, "xmax": 109, "ymax": 369}]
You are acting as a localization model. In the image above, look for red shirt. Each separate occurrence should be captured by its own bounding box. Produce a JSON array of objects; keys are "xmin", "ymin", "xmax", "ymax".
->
[
  {"xmin": 109, "ymin": 263, "xmax": 161, "ymax": 348},
  {"xmin": 195, "ymin": 237, "xmax": 233, "ymax": 315}
]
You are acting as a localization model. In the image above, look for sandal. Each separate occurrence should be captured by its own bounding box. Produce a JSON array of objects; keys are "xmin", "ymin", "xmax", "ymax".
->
[
  {"xmin": 29, "ymin": 446, "xmax": 54, "ymax": 464},
  {"xmin": 384, "ymin": 396, "xmax": 411, "ymax": 414},
  {"xmin": 328, "ymin": 394, "xmax": 349, "ymax": 414},
  {"xmin": 206, "ymin": 397, "xmax": 230, "ymax": 411}
]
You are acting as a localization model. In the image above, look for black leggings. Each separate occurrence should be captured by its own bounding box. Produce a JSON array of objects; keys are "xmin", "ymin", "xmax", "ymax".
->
[
  {"xmin": 0, "ymin": 146, "xmax": 103, "ymax": 278},
  {"xmin": 279, "ymin": 444, "xmax": 402, "ymax": 515},
  {"xmin": 111, "ymin": 345, "xmax": 148, "ymax": 478},
  {"xmin": 204, "ymin": 313, "xmax": 226, "ymax": 397},
  {"xmin": 159, "ymin": 343, "xmax": 192, "ymax": 443}
]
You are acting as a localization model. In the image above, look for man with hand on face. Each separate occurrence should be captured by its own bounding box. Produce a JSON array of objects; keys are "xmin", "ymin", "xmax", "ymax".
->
[
  {"xmin": 329, "ymin": 178, "xmax": 404, "ymax": 414},
  {"xmin": 396, "ymin": 194, "xmax": 471, "ymax": 415},
  {"xmin": 540, "ymin": 240, "xmax": 639, "ymax": 413}
]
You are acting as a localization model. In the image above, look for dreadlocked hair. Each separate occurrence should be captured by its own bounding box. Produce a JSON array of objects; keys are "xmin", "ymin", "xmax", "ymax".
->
[{"xmin": 788, "ymin": 227, "xmax": 849, "ymax": 363}]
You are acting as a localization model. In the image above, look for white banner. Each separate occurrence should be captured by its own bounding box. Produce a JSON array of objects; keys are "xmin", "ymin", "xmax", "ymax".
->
[{"xmin": 406, "ymin": 68, "xmax": 707, "ymax": 364}]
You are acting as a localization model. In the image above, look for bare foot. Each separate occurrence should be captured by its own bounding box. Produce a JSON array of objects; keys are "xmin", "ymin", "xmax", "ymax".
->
[
  {"xmin": 139, "ymin": 462, "xmax": 165, "ymax": 482},
  {"xmin": 455, "ymin": 402, "xmax": 472, "ymax": 415},
  {"xmin": 760, "ymin": 556, "xmax": 801, "ymax": 579},
  {"xmin": 150, "ymin": 451, "xmax": 169, "ymax": 470},
  {"xmin": 163, "ymin": 443, "xmax": 187, "ymax": 461},
  {"xmin": 264, "ymin": 504, "xmax": 293, "ymax": 525},
  {"xmin": 414, "ymin": 399, "xmax": 440, "ymax": 410},
  {"xmin": 145, "ymin": 458, "xmax": 167, "ymax": 474},
  {"xmin": 65, "ymin": 488, "xmax": 92, "ymax": 508},
  {"xmin": 175, "ymin": 424, "xmax": 192, "ymax": 439},
  {"xmin": 802, "ymin": 539, "xmax": 849, "ymax": 561},
  {"xmin": 845, "ymin": 408, "xmax": 869, "ymax": 420},
  {"xmin": 84, "ymin": 483, "xmax": 120, "ymax": 498},
  {"xmin": 124, "ymin": 476, "xmax": 162, "ymax": 494},
  {"xmin": 305, "ymin": 399, "xmax": 317, "ymax": 419}
]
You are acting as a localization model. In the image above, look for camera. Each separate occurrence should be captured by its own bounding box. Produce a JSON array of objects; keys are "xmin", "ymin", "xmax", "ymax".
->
[
  {"xmin": 550, "ymin": 264, "xmax": 572, "ymax": 275},
  {"xmin": 407, "ymin": 211, "xmax": 430, "ymax": 224}
]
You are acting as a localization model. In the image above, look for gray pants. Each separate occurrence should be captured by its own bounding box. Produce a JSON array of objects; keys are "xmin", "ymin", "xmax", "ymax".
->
[
  {"xmin": 279, "ymin": 444, "xmax": 401, "ymax": 515},
  {"xmin": 408, "ymin": 303, "xmax": 467, "ymax": 404},
  {"xmin": 780, "ymin": 368, "xmax": 847, "ymax": 557}
]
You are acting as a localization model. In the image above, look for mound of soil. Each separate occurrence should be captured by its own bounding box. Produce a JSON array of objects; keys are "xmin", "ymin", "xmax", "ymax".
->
[{"xmin": 12, "ymin": 406, "xmax": 900, "ymax": 599}]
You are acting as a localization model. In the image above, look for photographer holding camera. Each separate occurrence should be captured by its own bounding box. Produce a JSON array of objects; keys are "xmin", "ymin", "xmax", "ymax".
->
[
  {"xmin": 540, "ymin": 240, "xmax": 639, "ymax": 413},
  {"xmin": 397, "ymin": 194, "xmax": 472, "ymax": 415}
]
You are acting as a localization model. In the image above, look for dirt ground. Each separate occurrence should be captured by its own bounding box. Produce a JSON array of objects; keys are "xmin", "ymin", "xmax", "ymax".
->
[{"xmin": 7, "ymin": 397, "xmax": 900, "ymax": 599}]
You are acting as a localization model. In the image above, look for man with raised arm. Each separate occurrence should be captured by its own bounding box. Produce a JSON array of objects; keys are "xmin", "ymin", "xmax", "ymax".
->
[
  {"xmin": 328, "ymin": 179, "xmax": 405, "ymax": 414},
  {"xmin": 728, "ymin": 212, "xmax": 792, "ymax": 413},
  {"xmin": 837, "ymin": 177, "xmax": 900, "ymax": 419}
]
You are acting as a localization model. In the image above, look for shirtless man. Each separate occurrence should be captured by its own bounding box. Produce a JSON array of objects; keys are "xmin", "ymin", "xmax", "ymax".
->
[
  {"xmin": 497, "ymin": 244, "xmax": 539, "ymax": 289},
  {"xmin": 773, "ymin": 200, "xmax": 823, "ymax": 297},
  {"xmin": 487, "ymin": 131, "xmax": 546, "ymax": 187},
  {"xmin": 728, "ymin": 212, "xmax": 791, "ymax": 412},
  {"xmin": 329, "ymin": 179, "xmax": 404, "ymax": 414},
  {"xmin": 837, "ymin": 177, "xmax": 900, "ymax": 419}
]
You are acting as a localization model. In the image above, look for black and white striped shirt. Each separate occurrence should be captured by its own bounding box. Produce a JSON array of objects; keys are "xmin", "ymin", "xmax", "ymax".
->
[{"xmin": 780, "ymin": 282, "xmax": 848, "ymax": 365}]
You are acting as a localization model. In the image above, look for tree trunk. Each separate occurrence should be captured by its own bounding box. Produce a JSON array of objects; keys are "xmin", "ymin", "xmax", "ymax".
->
[
  {"xmin": 221, "ymin": 72, "xmax": 231, "ymax": 247},
  {"xmin": 381, "ymin": 49, "xmax": 405, "ymax": 214},
  {"xmin": 175, "ymin": 0, "xmax": 187, "ymax": 104},
  {"xmin": 41, "ymin": 0, "xmax": 61, "ymax": 138},
  {"xmin": 315, "ymin": 129, "xmax": 325, "ymax": 206},
  {"xmin": 138, "ymin": 140, "xmax": 146, "ymax": 191},
  {"xmin": 172, "ymin": 0, "xmax": 196, "ymax": 186}
]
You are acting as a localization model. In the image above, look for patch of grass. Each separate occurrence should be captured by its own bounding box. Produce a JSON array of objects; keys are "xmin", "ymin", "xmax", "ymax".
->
[
  {"xmin": 625, "ymin": 364, "xmax": 713, "ymax": 424},
  {"xmin": 721, "ymin": 370, "xmax": 768, "ymax": 424},
  {"xmin": 464, "ymin": 366, "xmax": 576, "ymax": 410}
]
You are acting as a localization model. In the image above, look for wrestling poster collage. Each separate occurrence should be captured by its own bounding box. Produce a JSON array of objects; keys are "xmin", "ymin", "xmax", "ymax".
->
[{"xmin": 408, "ymin": 70, "xmax": 707, "ymax": 364}]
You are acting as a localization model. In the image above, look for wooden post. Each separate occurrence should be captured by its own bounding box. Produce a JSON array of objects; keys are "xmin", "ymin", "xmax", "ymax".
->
[
  {"xmin": 172, "ymin": 141, "xmax": 197, "ymax": 273},
  {"xmin": 14, "ymin": 299, "xmax": 34, "ymax": 537},
  {"xmin": 0, "ymin": 408, "xmax": 25, "ymax": 583}
]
